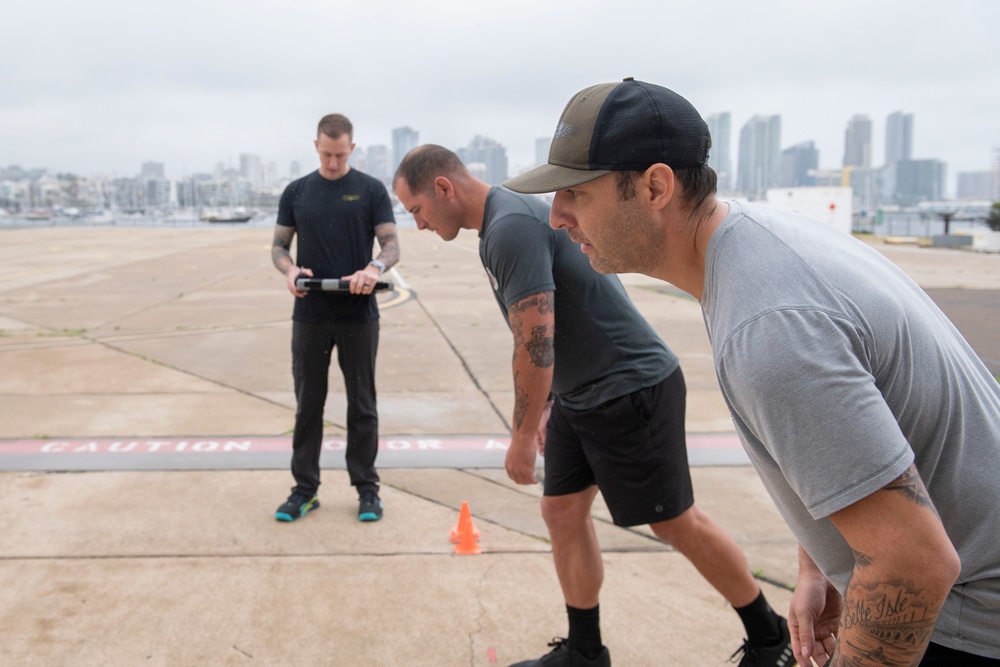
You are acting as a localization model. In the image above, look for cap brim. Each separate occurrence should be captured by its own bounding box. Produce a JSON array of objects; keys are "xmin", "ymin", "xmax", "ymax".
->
[{"xmin": 502, "ymin": 163, "xmax": 610, "ymax": 194}]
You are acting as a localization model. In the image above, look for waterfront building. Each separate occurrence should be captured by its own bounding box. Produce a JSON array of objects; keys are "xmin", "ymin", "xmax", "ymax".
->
[
  {"xmin": 956, "ymin": 171, "xmax": 993, "ymax": 200},
  {"xmin": 895, "ymin": 159, "xmax": 946, "ymax": 205},
  {"xmin": 141, "ymin": 161, "xmax": 165, "ymax": 180},
  {"xmin": 705, "ymin": 112, "xmax": 732, "ymax": 193},
  {"xmin": 737, "ymin": 115, "xmax": 781, "ymax": 200},
  {"xmin": 366, "ymin": 145, "xmax": 391, "ymax": 183},
  {"xmin": 885, "ymin": 112, "xmax": 914, "ymax": 165},
  {"xmin": 392, "ymin": 126, "xmax": 419, "ymax": 176},
  {"xmin": 457, "ymin": 135, "xmax": 508, "ymax": 186},
  {"xmin": 240, "ymin": 154, "xmax": 263, "ymax": 190},
  {"xmin": 843, "ymin": 114, "xmax": 872, "ymax": 168},
  {"xmin": 780, "ymin": 141, "xmax": 818, "ymax": 188}
]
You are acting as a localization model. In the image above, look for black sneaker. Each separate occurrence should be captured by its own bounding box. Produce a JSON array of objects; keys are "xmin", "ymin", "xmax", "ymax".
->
[
  {"xmin": 509, "ymin": 638, "xmax": 610, "ymax": 666},
  {"xmin": 275, "ymin": 492, "xmax": 319, "ymax": 522},
  {"xmin": 729, "ymin": 615, "xmax": 794, "ymax": 667},
  {"xmin": 358, "ymin": 489, "xmax": 383, "ymax": 522}
]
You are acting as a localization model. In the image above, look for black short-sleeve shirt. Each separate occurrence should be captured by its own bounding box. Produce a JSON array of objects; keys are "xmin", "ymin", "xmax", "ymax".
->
[
  {"xmin": 479, "ymin": 187, "xmax": 678, "ymax": 409},
  {"xmin": 277, "ymin": 169, "xmax": 394, "ymax": 323}
]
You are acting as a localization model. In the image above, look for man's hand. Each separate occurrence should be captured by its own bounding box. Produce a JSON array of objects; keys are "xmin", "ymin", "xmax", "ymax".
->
[
  {"xmin": 341, "ymin": 265, "xmax": 382, "ymax": 295},
  {"xmin": 505, "ymin": 432, "xmax": 539, "ymax": 485},
  {"xmin": 789, "ymin": 549, "xmax": 840, "ymax": 666},
  {"xmin": 287, "ymin": 266, "xmax": 312, "ymax": 297}
]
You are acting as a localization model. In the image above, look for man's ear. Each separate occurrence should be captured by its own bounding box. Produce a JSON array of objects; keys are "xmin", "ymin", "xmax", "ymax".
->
[
  {"xmin": 434, "ymin": 176, "xmax": 455, "ymax": 200},
  {"xmin": 644, "ymin": 164, "xmax": 674, "ymax": 211}
]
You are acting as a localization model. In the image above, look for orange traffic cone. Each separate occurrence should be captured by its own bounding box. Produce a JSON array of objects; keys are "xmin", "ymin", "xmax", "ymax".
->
[
  {"xmin": 450, "ymin": 500, "xmax": 481, "ymax": 543},
  {"xmin": 453, "ymin": 501, "xmax": 482, "ymax": 555}
]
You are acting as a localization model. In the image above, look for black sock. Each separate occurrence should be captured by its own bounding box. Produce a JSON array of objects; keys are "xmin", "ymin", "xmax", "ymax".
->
[
  {"xmin": 734, "ymin": 591, "xmax": 782, "ymax": 645},
  {"xmin": 566, "ymin": 604, "xmax": 602, "ymax": 658}
]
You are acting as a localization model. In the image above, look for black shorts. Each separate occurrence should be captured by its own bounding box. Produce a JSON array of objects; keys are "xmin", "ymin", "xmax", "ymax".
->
[{"xmin": 544, "ymin": 367, "xmax": 693, "ymax": 527}]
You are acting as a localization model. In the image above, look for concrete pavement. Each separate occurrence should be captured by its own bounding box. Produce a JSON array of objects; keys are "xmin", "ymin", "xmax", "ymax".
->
[{"xmin": 1, "ymin": 224, "xmax": 997, "ymax": 666}]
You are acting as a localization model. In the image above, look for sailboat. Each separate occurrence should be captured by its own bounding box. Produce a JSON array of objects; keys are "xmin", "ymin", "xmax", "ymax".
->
[{"xmin": 200, "ymin": 207, "xmax": 253, "ymax": 223}]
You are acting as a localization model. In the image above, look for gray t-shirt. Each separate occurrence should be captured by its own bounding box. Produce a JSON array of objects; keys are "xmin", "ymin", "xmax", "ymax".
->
[
  {"xmin": 703, "ymin": 200, "xmax": 1000, "ymax": 658},
  {"xmin": 480, "ymin": 187, "xmax": 677, "ymax": 409}
]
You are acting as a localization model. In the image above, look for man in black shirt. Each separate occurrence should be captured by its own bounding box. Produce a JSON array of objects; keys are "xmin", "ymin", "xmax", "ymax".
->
[
  {"xmin": 271, "ymin": 113, "xmax": 399, "ymax": 523},
  {"xmin": 395, "ymin": 145, "xmax": 791, "ymax": 667}
]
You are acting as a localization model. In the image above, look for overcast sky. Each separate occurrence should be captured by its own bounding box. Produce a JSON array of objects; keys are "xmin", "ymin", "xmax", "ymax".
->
[{"xmin": 3, "ymin": 0, "xmax": 997, "ymax": 195}]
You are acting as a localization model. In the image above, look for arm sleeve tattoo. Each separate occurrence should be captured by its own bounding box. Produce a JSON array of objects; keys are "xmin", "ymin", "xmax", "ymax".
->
[
  {"xmin": 374, "ymin": 222, "xmax": 400, "ymax": 269},
  {"xmin": 271, "ymin": 225, "xmax": 296, "ymax": 274}
]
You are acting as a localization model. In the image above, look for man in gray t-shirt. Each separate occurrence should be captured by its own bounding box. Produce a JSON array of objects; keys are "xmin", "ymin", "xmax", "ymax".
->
[
  {"xmin": 505, "ymin": 78, "xmax": 1000, "ymax": 666},
  {"xmin": 396, "ymin": 145, "xmax": 794, "ymax": 667}
]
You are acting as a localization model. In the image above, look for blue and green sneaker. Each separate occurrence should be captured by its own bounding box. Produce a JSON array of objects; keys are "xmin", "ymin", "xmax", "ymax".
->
[
  {"xmin": 358, "ymin": 490, "xmax": 383, "ymax": 522},
  {"xmin": 275, "ymin": 492, "xmax": 320, "ymax": 522}
]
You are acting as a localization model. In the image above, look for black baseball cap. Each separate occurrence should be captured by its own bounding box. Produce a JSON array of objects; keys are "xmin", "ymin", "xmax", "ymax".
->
[{"xmin": 503, "ymin": 78, "xmax": 711, "ymax": 194}]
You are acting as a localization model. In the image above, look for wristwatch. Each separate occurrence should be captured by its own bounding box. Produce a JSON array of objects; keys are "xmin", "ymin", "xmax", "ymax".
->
[{"xmin": 369, "ymin": 259, "xmax": 386, "ymax": 276}]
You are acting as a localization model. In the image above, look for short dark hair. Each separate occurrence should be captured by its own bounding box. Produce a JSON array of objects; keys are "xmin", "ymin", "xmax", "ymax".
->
[
  {"xmin": 317, "ymin": 114, "xmax": 353, "ymax": 141},
  {"xmin": 615, "ymin": 165, "xmax": 717, "ymax": 211},
  {"xmin": 394, "ymin": 144, "xmax": 467, "ymax": 195}
]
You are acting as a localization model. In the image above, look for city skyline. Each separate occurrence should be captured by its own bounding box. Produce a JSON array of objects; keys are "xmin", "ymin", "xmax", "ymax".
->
[
  {"xmin": 4, "ymin": 105, "xmax": 991, "ymax": 186},
  {"xmin": 3, "ymin": 0, "xmax": 998, "ymax": 197}
]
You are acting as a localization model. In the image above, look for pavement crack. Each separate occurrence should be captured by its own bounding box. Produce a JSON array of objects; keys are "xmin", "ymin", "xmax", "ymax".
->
[
  {"xmin": 232, "ymin": 645, "xmax": 254, "ymax": 659},
  {"xmin": 468, "ymin": 562, "xmax": 494, "ymax": 666},
  {"xmin": 412, "ymin": 294, "xmax": 511, "ymax": 432},
  {"xmin": 87, "ymin": 336, "xmax": 306, "ymax": 419}
]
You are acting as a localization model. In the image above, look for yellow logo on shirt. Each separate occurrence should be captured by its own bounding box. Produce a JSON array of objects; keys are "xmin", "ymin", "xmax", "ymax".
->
[{"xmin": 343, "ymin": 194, "xmax": 360, "ymax": 201}]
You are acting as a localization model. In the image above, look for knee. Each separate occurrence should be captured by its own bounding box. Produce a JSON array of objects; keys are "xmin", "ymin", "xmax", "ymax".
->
[
  {"xmin": 649, "ymin": 504, "xmax": 701, "ymax": 546},
  {"xmin": 540, "ymin": 494, "xmax": 591, "ymax": 530}
]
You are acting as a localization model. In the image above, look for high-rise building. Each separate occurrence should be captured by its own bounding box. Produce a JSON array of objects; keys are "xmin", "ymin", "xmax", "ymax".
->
[
  {"xmin": 140, "ymin": 161, "xmax": 165, "ymax": 180},
  {"xmin": 457, "ymin": 135, "xmax": 508, "ymax": 186},
  {"xmin": 290, "ymin": 161, "xmax": 301, "ymax": 179},
  {"xmin": 956, "ymin": 171, "xmax": 993, "ymax": 200},
  {"xmin": 240, "ymin": 154, "xmax": 263, "ymax": 190},
  {"xmin": 843, "ymin": 115, "xmax": 872, "ymax": 168},
  {"xmin": 265, "ymin": 162, "xmax": 278, "ymax": 190},
  {"xmin": 392, "ymin": 127, "xmax": 419, "ymax": 176},
  {"xmin": 882, "ymin": 113, "xmax": 914, "ymax": 204},
  {"xmin": 535, "ymin": 137, "xmax": 551, "ymax": 167},
  {"xmin": 885, "ymin": 112, "xmax": 914, "ymax": 165},
  {"xmin": 705, "ymin": 112, "xmax": 732, "ymax": 192},
  {"xmin": 895, "ymin": 159, "xmax": 946, "ymax": 205},
  {"xmin": 780, "ymin": 141, "xmax": 818, "ymax": 188},
  {"xmin": 848, "ymin": 167, "xmax": 882, "ymax": 214},
  {"xmin": 736, "ymin": 115, "xmax": 781, "ymax": 200},
  {"xmin": 145, "ymin": 178, "xmax": 172, "ymax": 210},
  {"xmin": 349, "ymin": 146, "xmax": 366, "ymax": 171},
  {"xmin": 367, "ymin": 145, "xmax": 390, "ymax": 183}
]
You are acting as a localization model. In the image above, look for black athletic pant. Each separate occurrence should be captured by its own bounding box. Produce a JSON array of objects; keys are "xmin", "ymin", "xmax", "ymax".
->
[{"xmin": 290, "ymin": 319, "xmax": 379, "ymax": 497}]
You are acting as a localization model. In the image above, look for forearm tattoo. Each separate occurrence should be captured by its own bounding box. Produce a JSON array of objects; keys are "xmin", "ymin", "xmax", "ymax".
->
[
  {"xmin": 831, "ymin": 465, "xmax": 945, "ymax": 666},
  {"xmin": 513, "ymin": 371, "xmax": 528, "ymax": 430},
  {"xmin": 374, "ymin": 223, "xmax": 400, "ymax": 268},
  {"xmin": 509, "ymin": 292, "xmax": 554, "ymax": 431},
  {"xmin": 832, "ymin": 576, "xmax": 938, "ymax": 666},
  {"xmin": 271, "ymin": 226, "xmax": 296, "ymax": 273}
]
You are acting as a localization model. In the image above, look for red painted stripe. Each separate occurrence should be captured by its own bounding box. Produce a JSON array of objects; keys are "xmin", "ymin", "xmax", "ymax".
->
[{"xmin": 0, "ymin": 434, "xmax": 742, "ymax": 455}]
